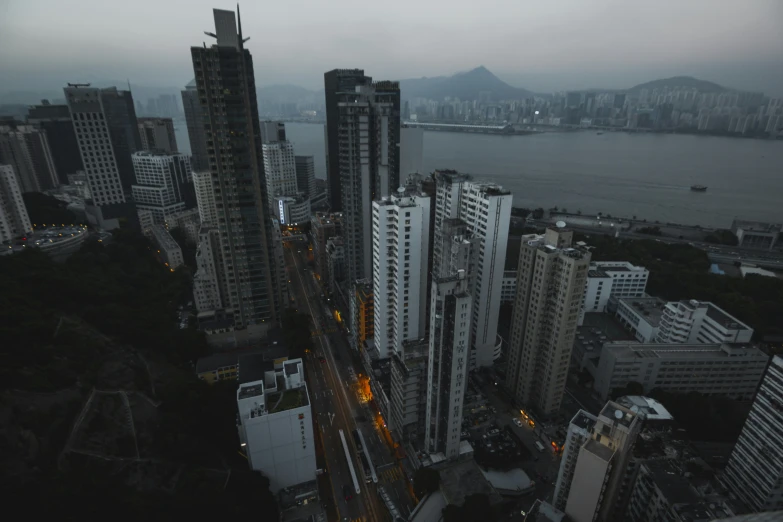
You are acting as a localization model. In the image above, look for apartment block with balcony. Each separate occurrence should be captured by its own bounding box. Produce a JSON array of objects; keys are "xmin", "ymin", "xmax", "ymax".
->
[{"xmin": 657, "ymin": 299, "xmax": 753, "ymax": 344}]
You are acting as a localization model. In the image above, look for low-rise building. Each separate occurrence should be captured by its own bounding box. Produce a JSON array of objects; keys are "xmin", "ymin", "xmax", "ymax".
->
[
  {"xmin": 731, "ymin": 219, "xmax": 782, "ymax": 250},
  {"xmin": 657, "ymin": 299, "xmax": 753, "ymax": 344},
  {"xmin": 593, "ymin": 342, "xmax": 768, "ymax": 401},
  {"xmin": 615, "ymin": 297, "xmax": 667, "ymax": 342},
  {"xmin": 275, "ymin": 193, "xmax": 310, "ymax": 227},
  {"xmin": 150, "ymin": 224, "xmax": 184, "ymax": 269},
  {"xmin": 580, "ymin": 261, "xmax": 649, "ymax": 323}
]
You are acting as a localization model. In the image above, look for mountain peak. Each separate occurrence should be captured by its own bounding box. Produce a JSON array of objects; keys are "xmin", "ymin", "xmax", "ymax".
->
[{"xmin": 400, "ymin": 66, "xmax": 533, "ymax": 101}]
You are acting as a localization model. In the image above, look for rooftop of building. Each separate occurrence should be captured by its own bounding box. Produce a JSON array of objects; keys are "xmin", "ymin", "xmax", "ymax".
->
[
  {"xmin": 645, "ymin": 460, "xmax": 700, "ymax": 505},
  {"xmin": 150, "ymin": 225, "xmax": 181, "ymax": 251},
  {"xmin": 312, "ymin": 212, "xmax": 342, "ymax": 226},
  {"xmin": 237, "ymin": 354, "xmax": 274, "ymax": 385},
  {"xmin": 132, "ymin": 150, "xmax": 186, "ymax": 158},
  {"xmin": 408, "ymin": 491, "xmax": 448, "ymax": 522},
  {"xmin": 480, "ymin": 468, "xmax": 534, "ymax": 494},
  {"xmin": 603, "ymin": 342, "xmax": 768, "ymax": 361},
  {"xmin": 617, "ymin": 296, "xmax": 667, "ymax": 326},
  {"xmin": 616, "ymin": 396, "xmax": 674, "ymax": 421},
  {"xmin": 238, "ymin": 382, "xmax": 264, "ymax": 400},
  {"xmin": 530, "ymin": 501, "xmax": 568, "ymax": 522},
  {"xmin": 591, "ymin": 261, "xmax": 649, "ymax": 273},
  {"xmin": 577, "ymin": 313, "xmax": 636, "ymax": 354},
  {"xmin": 702, "ymin": 302, "xmax": 752, "ymax": 331},
  {"xmin": 582, "ymin": 438, "xmax": 616, "ymax": 462},
  {"xmin": 435, "ymin": 458, "xmax": 503, "ymax": 507},
  {"xmin": 588, "ymin": 269, "xmax": 612, "ymax": 278},
  {"xmin": 195, "ymin": 329, "xmax": 287, "ymax": 374},
  {"xmin": 267, "ymin": 386, "xmax": 309, "ymax": 413},
  {"xmin": 569, "ymin": 410, "xmax": 598, "ymax": 433}
]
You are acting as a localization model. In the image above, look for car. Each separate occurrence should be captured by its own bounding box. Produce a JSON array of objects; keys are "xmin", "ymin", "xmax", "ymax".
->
[
  {"xmin": 513, "ymin": 418, "xmax": 523, "ymax": 428},
  {"xmin": 342, "ymin": 484, "xmax": 353, "ymax": 502},
  {"xmin": 319, "ymin": 357, "xmax": 326, "ymax": 363}
]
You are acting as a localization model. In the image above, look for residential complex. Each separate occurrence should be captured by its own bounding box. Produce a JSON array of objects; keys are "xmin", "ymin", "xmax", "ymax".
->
[
  {"xmin": 0, "ymin": 164, "xmax": 33, "ymax": 243},
  {"xmin": 722, "ymin": 356, "xmax": 783, "ymax": 513},
  {"xmin": 189, "ymin": 8, "xmax": 282, "ymax": 333},
  {"xmin": 390, "ymin": 338, "xmax": 429, "ymax": 442},
  {"xmin": 506, "ymin": 227, "xmax": 591, "ymax": 417},
  {"xmin": 131, "ymin": 150, "xmax": 194, "ymax": 224},
  {"xmin": 193, "ymin": 226, "xmax": 225, "ymax": 313},
  {"xmin": 310, "ymin": 212, "xmax": 342, "ymax": 283},
  {"xmin": 236, "ymin": 357, "xmax": 315, "ymax": 492},
  {"xmin": 593, "ymin": 342, "xmax": 769, "ymax": 401},
  {"xmin": 432, "ymin": 169, "xmax": 512, "ymax": 368},
  {"xmin": 137, "ymin": 117, "xmax": 177, "ymax": 152}
]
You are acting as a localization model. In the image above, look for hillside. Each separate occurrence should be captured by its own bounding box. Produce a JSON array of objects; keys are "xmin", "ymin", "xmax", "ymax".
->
[
  {"xmin": 400, "ymin": 66, "xmax": 535, "ymax": 101},
  {"xmin": 628, "ymin": 76, "xmax": 728, "ymax": 93}
]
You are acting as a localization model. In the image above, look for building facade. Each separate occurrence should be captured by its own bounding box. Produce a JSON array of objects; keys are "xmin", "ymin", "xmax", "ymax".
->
[
  {"xmin": 506, "ymin": 228, "xmax": 591, "ymax": 417},
  {"xmin": 0, "ymin": 164, "xmax": 33, "ymax": 243},
  {"xmin": 27, "ymin": 101, "xmax": 83, "ymax": 185},
  {"xmin": 190, "ymin": 8, "xmax": 282, "ymax": 331},
  {"xmin": 0, "ymin": 121, "xmax": 59, "ymax": 193},
  {"xmin": 261, "ymin": 139, "xmax": 298, "ymax": 213},
  {"xmin": 553, "ymin": 410, "xmax": 598, "ymax": 511},
  {"xmin": 137, "ymin": 117, "xmax": 178, "ymax": 152},
  {"xmin": 348, "ymin": 279, "xmax": 374, "ymax": 353},
  {"xmin": 295, "ymin": 155, "xmax": 316, "ymax": 200},
  {"xmin": 657, "ymin": 299, "xmax": 754, "ymax": 344},
  {"xmin": 274, "ymin": 193, "xmax": 310, "ymax": 226},
  {"xmin": 432, "ymin": 170, "xmax": 512, "ymax": 368},
  {"xmin": 131, "ymin": 150, "xmax": 194, "ymax": 224},
  {"xmin": 193, "ymin": 226, "xmax": 225, "ymax": 313},
  {"xmin": 150, "ymin": 224, "xmax": 184, "ymax": 269},
  {"xmin": 181, "ymin": 79, "xmax": 210, "ymax": 172},
  {"xmin": 722, "ymin": 355, "xmax": 783, "ymax": 513},
  {"xmin": 310, "ymin": 212, "xmax": 342, "ymax": 284},
  {"xmin": 580, "ymin": 261, "xmax": 649, "ymax": 322},
  {"xmin": 192, "ymin": 169, "xmax": 216, "ymax": 226}
]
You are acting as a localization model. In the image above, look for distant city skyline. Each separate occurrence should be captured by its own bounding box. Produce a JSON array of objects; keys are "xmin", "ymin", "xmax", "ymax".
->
[{"xmin": 1, "ymin": 0, "xmax": 782, "ymax": 97}]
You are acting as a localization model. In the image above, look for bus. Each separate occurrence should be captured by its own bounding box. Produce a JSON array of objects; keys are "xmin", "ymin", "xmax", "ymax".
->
[
  {"xmin": 352, "ymin": 429, "xmax": 363, "ymax": 452},
  {"xmin": 535, "ymin": 441, "xmax": 545, "ymax": 453},
  {"xmin": 360, "ymin": 453, "xmax": 372, "ymax": 483}
]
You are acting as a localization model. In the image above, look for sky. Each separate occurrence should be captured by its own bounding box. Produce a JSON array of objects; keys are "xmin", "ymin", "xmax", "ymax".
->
[{"xmin": 1, "ymin": 0, "xmax": 782, "ymax": 97}]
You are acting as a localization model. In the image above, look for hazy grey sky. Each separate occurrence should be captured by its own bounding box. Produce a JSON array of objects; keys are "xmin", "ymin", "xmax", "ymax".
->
[{"xmin": 1, "ymin": 0, "xmax": 782, "ymax": 95}]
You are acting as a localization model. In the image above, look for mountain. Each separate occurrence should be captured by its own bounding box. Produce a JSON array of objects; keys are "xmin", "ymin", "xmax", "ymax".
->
[
  {"xmin": 399, "ymin": 66, "xmax": 536, "ymax": 101},
  {"xmin": 627, "ymin": 76, "xmax": 728, "ymax": 93}
]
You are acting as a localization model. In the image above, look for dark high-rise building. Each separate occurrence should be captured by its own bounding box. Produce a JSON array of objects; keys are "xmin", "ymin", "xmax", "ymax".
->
[
  {"xmin": 137, "ymin": 117, "xmax": 178, "ymax": 152},
  {"xmin": 0, "ymin": 119, "xmax": 59, "ymax": 192},
  {"xmin": 99, "ymin": 87, "xmax": 142, "ymax": 195},
  {"xmin": 323, "ymin": 68, "xmax": 371, "ymax": 211},
  {"xmin": 190, "ymin": 8, "xmax": 281, "ymax": 332},
  {"xmin": 27, "ymin": 100, "xmax": 84, "ymax": 185},
  {"xmin": 295, "ymin": 155, "xmax": 316, "ymax": 200},
  {"xmin": 181, "ymin": 79, "xmax": 210, "ymax": 172}
]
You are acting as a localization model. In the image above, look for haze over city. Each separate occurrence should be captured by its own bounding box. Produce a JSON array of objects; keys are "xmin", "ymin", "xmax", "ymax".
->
[{"xmin": 1, "ymin": 0, "xmax": 782, "ymax": 96}]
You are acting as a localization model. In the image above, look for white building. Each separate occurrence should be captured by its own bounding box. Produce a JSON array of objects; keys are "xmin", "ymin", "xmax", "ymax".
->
[
  {"xmin": 150, "ymin": 224, "xmax": 184, "ymax": 269},
  {"xmin": 295, "ymin": 155, "xmax": 316, "ymax": 200},
  {"xmin": 615, "ymin": 297, "xmax": 667, "ymax": 343},
  {"xmin": 500, "ymin": 270, "xmax": 517, "ymax": 304},
  {"xmin": 193, "ymin": 226, "xmax": 224, "ymax": 313},
  {"xmin": 722, "ymin": 355, "xmax": 783, "ymax": 513},
  {"xmin": 553, "ymin": 410, "xmax": 598, "ymax": 511},
  {"xmin": 593, "ymin": 342, "xmax": 768, "ymax": 401},
  {"xmin": 580, "ymin": 262, "xmax": 649, "ymax": 323},
  {"xmin": 564, "ymin": 401, "xmax": 643, "ymax": 522},
  {"xmin": 432, "ymin": 170, "xmax": 512, "ymax": 368},
  {"xmin": 236, "ymin": 358, "xmax": 316, "ymax": 493},
  {"xmin": 371, "ymin": 189, "xmax": 431, "ymax": 360},
  {"xmin": 261, "ymin": 141, "xmax": 298, "ymax": 213},
  {"xmin": 131, "ymin": 151, "xmax": 193, "ymax": 224},
  {"xmin": 0, "ymin": 164, "xmax": 33, "ymax": 244},
  {"xmin": 275, "ymin": 193, "xmax": 311, "ymax": 226},
  {"xmin": 400, "ymin": 126, "xmax": 424, "ymax": 176},
  {"xmin": 657, "ymin": 299, "xmax": 753, "ymax": 344},
  {"xmin": 192, "ymin": 170, "xmax": 216, "ymax": 226}
]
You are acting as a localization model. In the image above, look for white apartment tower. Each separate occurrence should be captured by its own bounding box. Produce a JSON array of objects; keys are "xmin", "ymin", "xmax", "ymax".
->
[
  {"xmin": 564, "ymin": 401, "xmax": 643, "ymax": 522},
  {"xmin": 722, "ymin": 356, "xmax": 783, "ymax": 513},
  {"xmin": 261, "ymin": 140, "xmax": 299, "ymax": 213},
  {"xmin": 426, "ymin": 218, "xmax": 475, "ymax": 458},
  {"xmin": 432, "ymin": 170, "xmax": 512, "ymax": 368},
  {"xmin": 0, "ymin": 164, "xmax": 33, "ymax": 243},
  {"xmin": 506, "ymin": 227, "xmax": 591, "ymax": 417},
  {"xmin": 553, "ymin": 410, "xmax": 598, "ymax": 511},
  {"xmin": 192, "ymin": 170, "xmax": 216, "ymax": 226},
  {"xmin": 131, "ymin": 151, "xmax": 193, "ymax": 224},
  {"xmin": 371, "ymin": 188, "xmax": 431, "ymax": 360}
]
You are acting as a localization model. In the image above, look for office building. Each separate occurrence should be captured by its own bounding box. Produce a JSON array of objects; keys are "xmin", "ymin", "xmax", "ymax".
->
[
  {"xmin": 348, "ymin": 279, "xmax": 374, "ymax": 353},
  {"xmin": 0, "ymin": 121, "xmax": 59, "ymax": 193},
  {"xmin": 192, "ymin": 169, "xmax": 216, "ymax": 226},
  {"xmin": 400, "ymin": 126, "xmax": 424, "ymax": 176},
  {"xmin": 131, "ymin": 151, "xmax": 194, "ymax": 224},
  {"xmin": 615, "ymin": 297, "xmax": 667, "ymax": 343},
  {"xmin": 657, "ymin": 299, "xmax": 754, "ymax": 344},
  {"xmin": 295, "ymin": 155, "xmax": 316, "ymax": 200},
  {"xmin": 0, "ymin": 164, "xmax": 33, "ymax": 243},
  {"xmin": 564, "ymin": 401, "xmax": 642, "ymax": 522},
  {"xmin": 193, "ymin": 226, "xmax": 225, "ymax": 313},
  {"xmin": 323, "ymin": 68, "xmax": 371, "ymax": 211},
  {"xmin": 190, "ymin": 8, "xmax": 282, "ymax": 332},
  {"xmin": 236, "ymin": 357, "xmax": 315, "ymax": 492},
  {"xmin": 150, "ymin": 224, "xmax": 184, "ymax": 269},
  {"xmin": 137, "ymin": 117, "xmax": 178, "ymax": 152},
  {"xmin": 432, "ymin": 170, "xmax": 512, "ymax": 368},
  {"xmin": 425, "ymin": 218, "xmax": 474, "ymax": 459},
  {"xmin": 261, "ymin": 139, "xmax": 298, "ymax": 213},
  {"xmin": 593, "ymin": 342, "xmax": 768, "ymax": 402},
  {"xmin": 181, "ymin": 79, "xmax": 210, "ymax": 172},
  {"xmin": 64, "ymin": 85, "xmax": 140, "ymax": 230},
  {"xmin": 722, "ymin": 356, "xmax": 783, "ymax": 513},
  {"xmin": 274, "ymin": 193, "xmax": 310, "ymax": 226},
  {"xmin": 580, "ymin": 261, "xmax": 649, "ymax": 321},
  {"xmin": 371, "ymin": 189, "xmax": 431, "ymax": 360},
  {"xmin": 506, "ymin": 227, "xmax": 591, "ymax": 417},
  {"xmin": 310, "ymin": 212, "xmax": 342, "ymax": 283},
  {"xmin": 326, "ymin": 71, "xmax": 401, "ymax": 283},
  {"xmin": 553, "ymin": 410, "xmax": 598, "ymax": 511},
  {"xmin": 27, "ymin": 101, "xmax": 83, "ymax": 185}
]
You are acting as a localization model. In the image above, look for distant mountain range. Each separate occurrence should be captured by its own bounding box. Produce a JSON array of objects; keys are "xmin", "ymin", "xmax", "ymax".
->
[
  {"xmin": 626, "ymin": 76, "xmax": 728, "ymax": 93},
  {"xmin": 399, "ymin": 65, "xmax": 536, "ymax": 101}
]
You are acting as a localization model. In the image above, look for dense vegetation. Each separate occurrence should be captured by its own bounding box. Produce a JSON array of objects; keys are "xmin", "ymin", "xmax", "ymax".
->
[
  {"xmin": 22, "ymin": 192, "xmax": 79, "ymax": 227},
  {"xmin": 0, "ymin": 229, "xmax": 278, "ymax": 518},
  {"xmin": 587, "ymin": 235, "xmax": 783, "ymax": 340},
  {"xmin": 649, "ymin": 389, "xmax": 751, "ymax": 443}
]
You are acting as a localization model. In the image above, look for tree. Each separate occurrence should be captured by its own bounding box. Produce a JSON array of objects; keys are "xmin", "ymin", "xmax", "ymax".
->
[{"xmin": 413, "ymin": 467, "xmax": 441, "ymax": 498}]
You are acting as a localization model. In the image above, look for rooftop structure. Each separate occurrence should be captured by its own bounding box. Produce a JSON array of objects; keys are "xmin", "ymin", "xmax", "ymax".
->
[
  {"xmin": 657, "ymin": 300, "xmax": 753, "ymax": 344},
  {"xmin": 615, "ymin": 297, "xmax": 667, "ymax": 343}
]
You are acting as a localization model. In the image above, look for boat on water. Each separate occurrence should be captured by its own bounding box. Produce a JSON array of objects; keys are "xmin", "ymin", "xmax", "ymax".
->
[
  {"xmin": 596, "ymin": 131, "xmax": 604, "ymax": 135},
  {"xmin": 690, "ymin": 185, "xmax": 708, "ymax": 192}
]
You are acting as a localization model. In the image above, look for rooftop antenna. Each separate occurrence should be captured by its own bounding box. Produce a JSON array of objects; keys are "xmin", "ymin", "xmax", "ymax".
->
[{"xmin": 237, "ymin": 3, "xmax": 250, "ymax": 44}]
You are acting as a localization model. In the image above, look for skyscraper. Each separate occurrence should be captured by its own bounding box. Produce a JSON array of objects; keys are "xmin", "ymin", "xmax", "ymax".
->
[
  {"xmin": 371, "ymin": 188, "xmax": 431, "ymax": 360},
  {"xmin": 506, "ymin": 227, "xmax": 591, "ymax": 417},
  {"xmin": 137, "ymin": 117, "xmax": 178, "ymax": 152},
  {"xmin": 722, "ymin": 355, "xmax": 783, "ymax": 513},
  {"xmin": 323, "ymin": 68, "xmax": 371, "ymax": 211},
  {"xmin": 0, "ymin": 121, "xmax": 59, "ymax": 193},
  {"xmin": 0, "ymin": 164, "xmax": 33, "ymax": 243},
  {"xmin": 181, "ymin": 79, "xmax": 210, "ymax": 172},
  {"xmin": 190, "ymin": 8, "xmax": 281, "ymax": 332},
  {"xmin": 27, "ymin": 100, "xmax": 84, "ymax": 185},
  {"xmin": 327, "ymin": 75, "xmax": 401, "ymax": 284},
  {"xmin": 64, "ymin": 85, "xmax": 139, "ymax": 230},
  {"xmin": 192, "ymin": 170, "xmax": 217, "ymax": 226},
  {"xmin": 98, "ymin": 87, "xmax": 142, "ymax": 195},
  {"xmin": 131, "ymin": 151, "xmax": 193, "ymax": 224},
  {"xmin": 295, "ymin": 155, "xmax": 316, "ymax": 200},
  {"xmin": 432, "ymin": 170, "xmax": 512, "ymax": 368}
]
